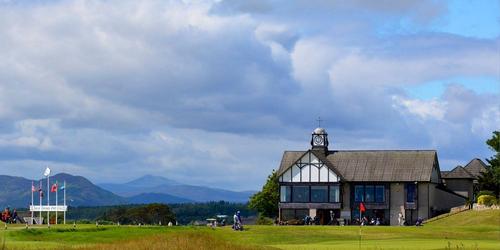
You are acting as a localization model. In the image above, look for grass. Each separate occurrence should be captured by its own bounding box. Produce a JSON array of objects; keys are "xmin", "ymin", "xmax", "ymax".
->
[{"xmin": 1, "ymin": 210, "xmax": 499, "ymax": 249}]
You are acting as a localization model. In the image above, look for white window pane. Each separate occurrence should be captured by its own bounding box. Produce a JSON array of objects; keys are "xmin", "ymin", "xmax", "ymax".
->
[
  {"xmin": 328, "ymin": 169, "xmax": 338, "ymax": 182},
  {"xmin": 310, "ymin": 165, "xmax": 319, "ymax": 182},
  {"xmin": 301, "ymin": 165, "xmax": 310, "ymax": 182},
  {"xmin": 319, "ymin": 167, "xmax": 328, "ymax": 182},
  {"xmin": 292, "ymin": 165, "xmax": 301, "ymax": 182},
  {"xmin": 282, "ymin": 168, "xmax": 291, "ymax": 182},
  {"xmin": 310, "ymin": 154, "xmax": 319, "ymax": 163},
  {"xmin": 300, "ymin": 152, "xmax": 310, "ymax": 164}
]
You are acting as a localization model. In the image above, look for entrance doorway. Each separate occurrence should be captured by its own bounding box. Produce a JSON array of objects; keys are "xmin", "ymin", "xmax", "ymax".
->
[{"xmin": 316, "ymin": 209, "xmax": 340, "ymax": 225}]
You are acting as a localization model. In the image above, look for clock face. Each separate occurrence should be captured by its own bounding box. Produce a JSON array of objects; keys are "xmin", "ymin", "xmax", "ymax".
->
[{"xmin": 313, "ymin": 135, "xmax": 324, "ymax": 145}]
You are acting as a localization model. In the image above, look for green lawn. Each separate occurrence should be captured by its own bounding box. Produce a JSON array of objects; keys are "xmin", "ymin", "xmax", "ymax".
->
[{"xmin": 2, "ymin": 210, "xmax": 499, "ymax": 250}]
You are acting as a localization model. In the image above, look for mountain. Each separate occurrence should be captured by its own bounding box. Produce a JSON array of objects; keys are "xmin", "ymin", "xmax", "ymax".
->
[
  {"xmin": 134, "ymin": 184, "xmax": 255, "ymax": 202},
  {"xmin": 0, "ymin": 173, "xmax": 126, "ymax": 209},
  {"xmin": 99, "ymin": 175, "xmax": 179, "ymax": 197},
  {"xmin": 127, "ymin": 193, "xmax": 193, "ymax": 204},
  {"xmin": 98, "ymin": 175, "xmax": 256, "ymax": 203}
]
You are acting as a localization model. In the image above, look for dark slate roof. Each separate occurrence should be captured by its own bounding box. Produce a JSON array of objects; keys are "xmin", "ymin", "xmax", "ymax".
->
[
  {"xmin": 278, "ymin": 151, "xmax": 305, "ymax": 175},
  {"xmin": 463, "ymin": 158, "xmax": 488, "ymax": 178},
  {"xmin": 441, "ymin": 166, "xmax": 475, "ymax": 179},
  {"xmin": 277, "ymin": 150, "xmax": 437, "ymax": 182}
]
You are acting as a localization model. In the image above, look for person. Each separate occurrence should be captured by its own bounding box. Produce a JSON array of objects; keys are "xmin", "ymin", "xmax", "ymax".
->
[
  {"xmin": 370, "ymin": 217, "xmax": 376, "ymax": 225},
  {"xmin": 232, "ymin": 211, "xmax": 243, "ymax": 231},
  {"xmin": 361, "ymin": 216, "xmax": 368, "ymax": 226},
  {"xmin": 304, "ymin": 215, "xmax": 310, "ymax": 225},
  {"xmin": 313, "ymin": 215, "xmax": 320, "ymax": 225},
  {"xmin": 328, "ymin": 211, "xmax": 335, "ymax": 225},
  {"xmin": 2, "ymin": 208, "xmax": 11, "ymax": 223},
  {"xmin": 11, "ymin": 209, "xmax": 18, "ymax": 224},
  {"xmin": 415, "ymin": 217, "xmax": 423, "ymax": 226},
  {"xmin": 398, "ymin": 212, "xmax": 404, "ymax": 226},
  {"xmin": 237, "ymin": 211, "xmax": 242, "ymax": 225}
]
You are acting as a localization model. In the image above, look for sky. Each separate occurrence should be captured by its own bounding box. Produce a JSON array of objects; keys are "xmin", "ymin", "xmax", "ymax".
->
[{"xmin": 0, "ymin": 0, "xmax": 498, "ymax": 191}]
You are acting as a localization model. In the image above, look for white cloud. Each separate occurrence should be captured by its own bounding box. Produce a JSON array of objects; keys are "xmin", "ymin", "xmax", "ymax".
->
[
  {"xmin": 0, "ymin": 0, "xmax": 497, "ymax": 189},
  {"xmin": 392, "ymin": 96, "xmax": 446, "ymax": 120}
]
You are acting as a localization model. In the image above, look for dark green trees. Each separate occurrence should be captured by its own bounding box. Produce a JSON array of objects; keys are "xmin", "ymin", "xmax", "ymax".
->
[
  {"xmin": 248, "ymin": 170, "xmax": 279, "ymax": 219},
  {"xmin": 479, "ymin": 131, "xmax": 500, "ymax": 197}
]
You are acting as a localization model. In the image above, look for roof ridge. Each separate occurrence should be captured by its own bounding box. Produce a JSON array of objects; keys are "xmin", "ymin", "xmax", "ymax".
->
[{"xmin": 327, "ymin": 150, "xmax": 437, "ymax": 152}]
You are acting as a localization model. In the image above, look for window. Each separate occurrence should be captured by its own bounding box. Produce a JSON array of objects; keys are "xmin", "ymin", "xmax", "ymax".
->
[
  {"xmin": 292, "ymin": 186, "xmax": 309, "ymax": 202},
  {"xmin": 281, "ymin": 209, "xmax": 295, "ymax": 221},
  {"xmin": 406, "ymin": 183, "xmax": 417, "ymax": 203},
  {"xmin": 295, "ymin": 209, "xmax": 309, "ymax": 219},
  {"xmin": 355, "ymin": 185, "xmax": 364, "ymax": 202},
  {"xmin": 280, "ymin": 186, "xmax": 291, "ymax": 202},
  {"xmin": 329, "ymin": 185, "xmax": 340, "ymax": 202},
  {"xmin": 375, "ymin": 185, "xmax": 385, "ymax": 202},
  {"xmin": 311, "ymin": 186, "xmax": 328, "ymax": 202},
  {"xmin": 365, "ymin": 185, "xmax": 374, "ymax": 202}
]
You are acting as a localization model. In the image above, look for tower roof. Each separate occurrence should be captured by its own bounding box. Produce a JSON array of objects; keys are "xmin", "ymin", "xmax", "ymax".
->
[{"xmin": 313, "ymin": 127, "xmax": 326, "ymax": 134}]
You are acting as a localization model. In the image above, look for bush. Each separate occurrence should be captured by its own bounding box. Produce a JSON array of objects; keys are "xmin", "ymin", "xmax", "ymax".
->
[
  {"xmin": 477, "ymin": 190, "xmax": 495, "ymax": 197},
  {"xmin": 477, "ymin": 195, "xmax": 497, "ymax": 206},
  {"xmin": 77, "ymin": 219, "xmax": 92, "ymax": 224},
  {"xmin": 255, "ymin": 215, "xmax": 274, "ymax": 225}
]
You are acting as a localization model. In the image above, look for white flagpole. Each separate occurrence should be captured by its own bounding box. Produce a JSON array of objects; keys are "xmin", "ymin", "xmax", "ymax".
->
[
  {"xmin": 39, "ymin": 180, "xmax": 42, "ymax": 224},
  {"xmin": 55, "ymin": 181, "xmax": 58, "ymax": 225},
  {"xmin": 63, "ymin": 180, "xmax": 66, "ymax": 225},
  {"xmin": 31, "ymin": 181, "xmax": 34, "ymax": 222},
  {"xmin": 47, "ymin": 173, "xmax": 50, "ymax": 227}
]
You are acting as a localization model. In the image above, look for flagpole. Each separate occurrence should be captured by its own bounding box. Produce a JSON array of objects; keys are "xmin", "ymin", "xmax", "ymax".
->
[
  {"xmin": 47, "ymin": 172, "xmax": 50, "ymax": 227},
  {"xmin": 39, "ymin": 180, "xmax": 42, "ymax": 224},
  {"xmin": 31, "ymin": 180, "xmax": 34, "ymax": 222},
  {"xmin": 55, "ymin": 181, "xmax": 58, "ymax": 225},
  {"xmin": 63, "ymin": 180, "xmax": 66, "ymax": 225}
]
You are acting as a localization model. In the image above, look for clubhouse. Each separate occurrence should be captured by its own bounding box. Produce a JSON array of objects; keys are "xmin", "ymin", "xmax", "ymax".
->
[{"xmin": 277, "ymin": 127, "xmax": 471, "ymax": 225}]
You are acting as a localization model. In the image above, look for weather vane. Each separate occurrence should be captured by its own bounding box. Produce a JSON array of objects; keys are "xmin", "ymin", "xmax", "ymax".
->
[{"xmin": 316, "ymin": 117, "xmax": 323, "ymax": 127}]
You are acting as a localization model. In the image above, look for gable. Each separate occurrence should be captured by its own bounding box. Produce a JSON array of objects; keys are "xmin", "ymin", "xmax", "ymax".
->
[
  {"xmin": 442, "ymin": 166, "xmax": 475, "ymax": 179},
  {"xmin": 278, "ymin": 151, "xmax": 339, "ymax": 183},
  {"xmin": 464, "ymin": 158, "xmax": 488, "ymax": 178}
]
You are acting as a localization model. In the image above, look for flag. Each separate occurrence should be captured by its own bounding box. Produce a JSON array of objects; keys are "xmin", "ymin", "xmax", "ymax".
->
[
  {"xmin": 39, "ymin": 190, "xmax": 44, "ymax": 198},
  {"xmin": 43, "ymin": 167, "xmax": 51, "ymax": 177},
  {"xmin": 359, "ymin": 202, "xmax": 366, "ymax": 213},
  {"xmin": 32, "ymin": 182, "xmax": 36, "ymax": 192},
  {"xmin": 51, "ymin": 183, "xmax": 58, "ymax": 192},
  {"xmin": 60, "ymin": 184, "xmax": 65, "ymax": 190}
]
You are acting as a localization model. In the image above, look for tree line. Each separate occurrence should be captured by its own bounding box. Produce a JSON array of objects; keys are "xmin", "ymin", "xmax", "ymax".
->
[{"xmin": 63, "ymin": 201, "xmax": 255, "ymax": 225}]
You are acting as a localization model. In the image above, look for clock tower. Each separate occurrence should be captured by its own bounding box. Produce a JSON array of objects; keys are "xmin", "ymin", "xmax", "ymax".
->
[{"xmin": 310, "ymin": 127, "xmax": 329, "ymax": 153}]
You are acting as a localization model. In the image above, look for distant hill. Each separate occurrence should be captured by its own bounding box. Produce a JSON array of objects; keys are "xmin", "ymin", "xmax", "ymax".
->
[
  {"xmin": 127, "ymin": 193, "xmax": 193, "ymax": 204},
  {"xmin": 0, "ymin": 173, "xmax": 256, "ymax": 208},
  {"xmin": 99, "ymin": 175, "xmax": 256, "ymax": 203},
  {"xmin": 0, "ymin": 173, "xmax": 126, "ymax": 209},
  {"xmin": 99, "ymin": 175, "xmax": 179, "ymax": 197}
]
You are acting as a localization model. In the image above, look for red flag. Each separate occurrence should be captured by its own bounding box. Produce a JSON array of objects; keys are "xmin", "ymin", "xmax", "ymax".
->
[
  {"xmin": 359, "ymin": 202, "xmax": 366, "ymax": 213},
  {"xmin": 31, "ymin": 182, "xmax": 36, "ymax": 192},
  {"xmin": 51, "ymin": 183, "xmax": 58, "ymax": 193}
]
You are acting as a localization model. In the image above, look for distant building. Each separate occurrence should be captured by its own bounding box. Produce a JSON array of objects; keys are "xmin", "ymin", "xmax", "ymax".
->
[
  {"xmin": 277, "ymin": 127, "xmax": 468, "ymax": 226},
  {"xmin": 441, "ymin": 158, "xmax": 487, "ymax": 200}
]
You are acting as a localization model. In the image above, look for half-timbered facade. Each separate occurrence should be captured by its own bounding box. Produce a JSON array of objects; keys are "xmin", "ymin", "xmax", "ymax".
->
[{"xmin": 277, "ymin": 127, "xmax": 468, "ymax": 225}]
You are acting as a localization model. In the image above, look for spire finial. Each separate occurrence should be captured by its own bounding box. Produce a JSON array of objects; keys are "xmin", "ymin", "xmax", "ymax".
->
[{"xmin": 316, "ymin": 116, "xmax": 323, "ymax": 127}]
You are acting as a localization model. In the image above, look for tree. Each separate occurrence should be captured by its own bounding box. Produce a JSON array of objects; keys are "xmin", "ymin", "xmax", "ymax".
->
[
  {"xmin": 478, "ymin": 131, "xmax": 500, "ymax": 197},
  {"xmin": 248, "ymin": 170, "xmax": 279, "ymax": 218}
]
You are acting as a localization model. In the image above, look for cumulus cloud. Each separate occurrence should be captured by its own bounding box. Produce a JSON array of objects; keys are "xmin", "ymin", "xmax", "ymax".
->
[{"xmin": 0, "ymin": 0, "xmax": 497, "ymax": 189}]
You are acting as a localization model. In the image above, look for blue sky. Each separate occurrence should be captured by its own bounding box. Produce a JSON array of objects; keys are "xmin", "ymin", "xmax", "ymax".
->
[{"xmin": 0, "ymin": 0, "xmax": 498, "ymax": 190}]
